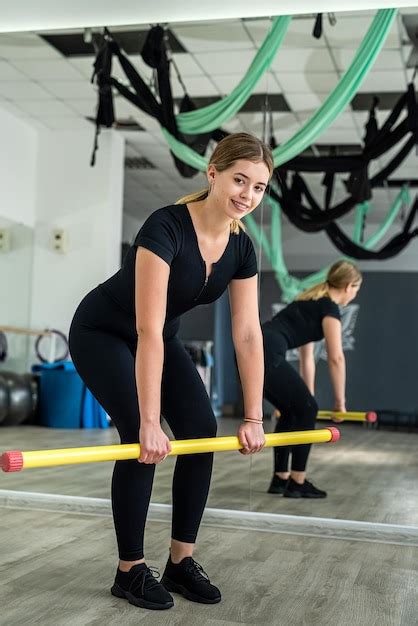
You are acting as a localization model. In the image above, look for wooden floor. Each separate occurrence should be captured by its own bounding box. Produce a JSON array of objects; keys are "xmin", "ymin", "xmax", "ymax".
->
[
  {"xmin": 1, "ymin": 420, "xmax": 418, "ymax": 525},
  {"xmin": 1, "ymin": 506, "xmax": 417, "ymax": 626}
]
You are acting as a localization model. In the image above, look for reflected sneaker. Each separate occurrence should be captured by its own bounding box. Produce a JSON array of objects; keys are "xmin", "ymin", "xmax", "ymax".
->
[
  {"xmin": 284, "ymin": 477, "xmax": 327, "ymax": 499},
  {"xmin": 267, "ymin": 474, "xmax": 289, "ymax": 494},
  {"xmin": 161, "ymin": 556, "xmax": 221, "ymax": 604},
  {"xmin": 111, "ymin": 563, "xmax": 174, "ymax": 610}
]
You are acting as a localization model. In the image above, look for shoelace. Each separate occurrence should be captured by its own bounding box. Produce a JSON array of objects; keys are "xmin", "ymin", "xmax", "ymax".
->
[
  {"xmin": 185, "ymin": 559, "xmax": 210, "ymax": 582},
  {"xmin": 129, "ymin": 566, "xmax": 161, "ymax": 596}
]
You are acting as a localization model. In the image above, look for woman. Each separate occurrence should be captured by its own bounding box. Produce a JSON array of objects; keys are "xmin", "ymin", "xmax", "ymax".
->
[
  {"xmin": 69, "ymin": 133, "xmax": 271, "ymax": 611},
  {"xmin": 263, "ymin": 261, "xmax": 362, "ymax": 499}
]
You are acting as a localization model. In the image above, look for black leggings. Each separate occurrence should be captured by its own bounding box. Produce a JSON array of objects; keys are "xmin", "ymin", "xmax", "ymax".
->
[
  {"xmin": 263, "ymin": 327, "xmax": 318, "ymax": 473},
  {"xmin": 69, "ymin": 288, "xmax": 217, "ymax": 561}
]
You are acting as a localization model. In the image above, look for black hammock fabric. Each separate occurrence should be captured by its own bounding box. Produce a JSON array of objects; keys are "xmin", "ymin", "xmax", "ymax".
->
[
  {"xmin": 90, "ymin": 27, "xmax": 227, "ymax": 176},
  {"xmin": 325, "ymin": 196, "xmax": 418, "ymax": 260},
  {"xmin": 271, "ymin": 84, "xmax": 418, "ymax": 233},
  {"xmin": 272, "ymin": 171, "xmax": 418, "ymax": 260},
  {"xmin": 273, "ymin": 133, "xmax": 413, "ymax": 233}
]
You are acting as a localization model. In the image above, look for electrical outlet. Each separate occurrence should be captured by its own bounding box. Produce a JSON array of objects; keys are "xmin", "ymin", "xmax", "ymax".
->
[
  {"xmin": 52, "ymin": 228, "xmax": 69, "ymax": 253},
  {"xmin": 0, "ymin": 228, "xmax": 11, "ymax": 252}
]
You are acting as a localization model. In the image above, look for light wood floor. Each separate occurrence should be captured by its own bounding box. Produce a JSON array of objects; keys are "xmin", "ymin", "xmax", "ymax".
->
[
  {"xmin": 1, "ymin": 506, "xmax": 417, "ymax": 626},
  {"xmin": 1, "ymin": 420, "xmax": 418, "ymax": 524}
]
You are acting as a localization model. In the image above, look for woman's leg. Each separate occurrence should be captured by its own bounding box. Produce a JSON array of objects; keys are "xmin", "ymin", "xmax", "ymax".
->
[
  {"xmin": 161, "ymin": 337, "xmax": 217, "ymax": 556},
  {"xmin": 69, "ymin": 323, "xmax": 154, "ymax": 564},
  {"xmin": 264, "ymin": 354, "xmax": 318, "ymax": 476},
  {"xmin": 159, "ymin": 337, "xmax": 221, "ymax": 604}
]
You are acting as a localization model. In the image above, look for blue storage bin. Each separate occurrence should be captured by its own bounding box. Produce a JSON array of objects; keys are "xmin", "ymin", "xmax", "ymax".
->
[
  {"xmin": 32, "ymin": 361, "xmax": 108, "ymax": 429},
  {"xmin": 32, "ymin": 361, "xmax": 83, "ymax": 428}
]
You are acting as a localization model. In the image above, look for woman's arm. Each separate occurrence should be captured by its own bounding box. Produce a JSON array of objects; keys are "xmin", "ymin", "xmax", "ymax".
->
[
  {"xmin": 299, "ymin": 342, "xmax": 315, "ymax": 395},
  {"xmin": 135, "ymin": 247, "xmax": 172, "ymax": 464},
  {"xmin": 322, "ymin": 316, "xmax": 346, "ymax": 413},
  {"xmin": 229, "ymin": 275, "xmax": 265, "ymax": 454}
]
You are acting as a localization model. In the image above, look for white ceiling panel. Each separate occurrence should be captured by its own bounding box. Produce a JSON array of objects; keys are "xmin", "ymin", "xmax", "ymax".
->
[
  {"xmin": 316, "ymin": 128, "xmax": 363, "ymax": 143},
  {"xmin": 171, "ymin": 75, "xmax": 219, "ymax": 98},
  {"xmin": 0, "ymin": 80, "xmax": 52, "ymax": 99},
  {"xmin": 66, "ymin": 98, "xmax": 97, "ymax": 117},
  {"xmin": 284, "ymin": 92, "xmax": 328, "ymax": 112},
  {"xmin": 173, "ymin": 21, "xmax": 254, "ymax": 53},
  {"xmin": 271, "ymin": 48, "xmax": 335, "ymax": 73},
  {"xmin": 0, "ymin": 60, "xmax": 28, "ymax": 81},
  {"xmin": 193, "ymin": 49, "xmax": 257, "ymax": 76},
  {"xmin": 41, "ymin": 116, "xmax": 92, "ymax": 130},
  {"xmin": 211, "ymin": 72, "xmax": 280, "ymax": 95},
  {"xmin": 113, "ymin": 97, "xmax": 145, "ymax": 119},
  {"xmin": 16, "ymin": 98, "xmax": 76, "ymax": 116},
  {"xmin": 0, "ymin": 100, "xmax": 27, "ymax": 116},
  {"xmin": 357, "ymin": 70, "xmax": 408, "ymax": 92},
  {"xmin": 324, "ymin": 15, "xmax": 401, "ymax": 48},
  {"xmin": 352, "ymin": 109, "xmax": 401, "ymax": 127},
  {"xmin": 277, "ymin": 71, "xmax": 339, "ymax": 94},
  {"xmin": 12, "ymin": 59, "xmax": 85, "ymax": 81},
  {"xmin": 67, "ymin": 57, "xmax": 101, "ymax": 80},
  {"xmin": 41, "ymin": 80, "xmax": 96, "ymax": 99},
  {"xmin": 171, "ymin": 53, "xmax": 205, "ymax": 77},
  {"xmin": 333, "ymin": 48, "xmax": 405, "ymax": 73},
  {"xmin": 0, "ymin": 33, "xmax": 61, "ymax": 59}
]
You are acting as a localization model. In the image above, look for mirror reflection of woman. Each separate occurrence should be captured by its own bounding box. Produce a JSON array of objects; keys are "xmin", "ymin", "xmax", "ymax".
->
[
  {"xmin": 263, "ymin": 261, "xmax": 362, "ymax": 498},
  {"xmin": 69, "ymin": 133, "xmax": 272, "ymax": 611}
]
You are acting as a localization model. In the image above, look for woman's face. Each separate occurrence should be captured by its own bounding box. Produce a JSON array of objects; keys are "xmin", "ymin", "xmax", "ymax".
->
[
  {"xmin": 207, "ymin": 159, "xmax": 270, "ymax": 219},
  {"xmin": 343, "ymin": 280, "xmax": 362, "ymax": 305}
]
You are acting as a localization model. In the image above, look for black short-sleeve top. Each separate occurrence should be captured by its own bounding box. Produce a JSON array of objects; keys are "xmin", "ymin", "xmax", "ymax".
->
[
  {"xmin": 99, "ymin": 204, "xmax": 257, "ymax": 338},
  {"xmin": 263, "ymin": 297, "xmax": 341, "ymax": 349}
]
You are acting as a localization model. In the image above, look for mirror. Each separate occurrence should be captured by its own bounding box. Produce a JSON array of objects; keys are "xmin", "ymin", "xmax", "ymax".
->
[{"xmin": 1, "ymin": 7, "xmax": 418, "ymax": 535}]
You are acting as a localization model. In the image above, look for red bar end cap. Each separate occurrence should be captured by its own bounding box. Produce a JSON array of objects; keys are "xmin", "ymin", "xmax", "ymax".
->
[
  {"xmin": 366, "ymin": 412, "xmax": 377, "ymax": 423},
  {"xmin": 327, "ymin": 427, "xmax": 340, "ymax": 443},
  {"xmin": 0, "ymin": 451, "xmax": 24, "ymax": 472}
]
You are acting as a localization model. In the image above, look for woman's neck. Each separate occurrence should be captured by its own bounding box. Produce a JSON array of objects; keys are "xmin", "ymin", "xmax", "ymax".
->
[
  {"xmin": 188, "ymin": 198, "xmax": 232, "ymax": 238},
  {"xmin": 327, "ymin": 287, "xmax": 345, "ymax": 305}
]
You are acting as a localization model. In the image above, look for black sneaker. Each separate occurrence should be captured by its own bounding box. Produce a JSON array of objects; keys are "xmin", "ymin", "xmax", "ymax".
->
[
  {"xmin": 161, "ymin": 556, "xmax": 221, "ymax": 604},
  {"xmin": 284, "ymin": 478, "xmax": 327, "ymax": 499},
  {"xmin": 111, "ymin": 563, "xmax": 174, "ymax": 610},
  {"xmin": 267, "ymin": 474, "xmax": 289, "ymax": 494}
]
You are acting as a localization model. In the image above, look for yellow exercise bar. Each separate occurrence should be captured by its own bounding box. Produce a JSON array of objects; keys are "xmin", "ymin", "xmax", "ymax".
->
[
  {"xmin": 317, "ymin": 411, "xmax": 377, "ymax": 423},
  {"xmin": 0, "ymin": 428, "xmax": 339, "ymax": 472}
]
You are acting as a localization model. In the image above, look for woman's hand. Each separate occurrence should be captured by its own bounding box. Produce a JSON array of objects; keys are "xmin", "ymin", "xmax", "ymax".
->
[
  {"xmin": 138, "ymin": 423, "xmax": 172, "ymax": 464},
  {"xmin": 237, "ymin": 421, "xmax": 265, "ymax": 455},
  {"xmin": 331, "ymin": 401, "xmax": 346, "ymax": 423}
]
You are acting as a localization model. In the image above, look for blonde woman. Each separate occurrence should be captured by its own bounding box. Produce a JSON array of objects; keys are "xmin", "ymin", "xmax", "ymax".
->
[
  {"xmin": 263, "ymin": 261, "xmax": 362, "ymax": 498},
  {"xmin": 69, "ymin": 133, "xmax": 272, "ymax": 611}
]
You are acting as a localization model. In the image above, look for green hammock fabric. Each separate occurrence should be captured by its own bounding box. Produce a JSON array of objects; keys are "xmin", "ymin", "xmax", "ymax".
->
[
  {"xmin": 352, "ymin": 202, "xmax": 369, "ymax": 244},
  {"xmin": 244, "ymin": 185, "xmax": 409, "ymax": 302},
  {"xmin": 161, "ymin": 9, "xmax": 397, "ymax": 172},
  {"xmin": 271, "ymin": 8, "xmax": 397, "ymax": 167},
  {"xmin": 176, "ymin": 16, "xmax": 291, "ymax": 134}
]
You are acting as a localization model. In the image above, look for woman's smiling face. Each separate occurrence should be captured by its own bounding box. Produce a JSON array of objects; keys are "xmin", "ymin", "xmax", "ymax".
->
[{"xmin": 207, "ymin": 159, "xmax": 270, "ymax": 219}]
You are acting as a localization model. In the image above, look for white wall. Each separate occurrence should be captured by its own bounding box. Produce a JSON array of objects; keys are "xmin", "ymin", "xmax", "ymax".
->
[
  {"xmin": 29, "ymin": 129, "xmax": 125, "ymax": 337},
  {"xmin": 0, "ymin": 107, "xmax": 38, "ymax": 227},
  {"xmin": 122, "ymin": 212, "xmax": 146, "ymax": 244}
]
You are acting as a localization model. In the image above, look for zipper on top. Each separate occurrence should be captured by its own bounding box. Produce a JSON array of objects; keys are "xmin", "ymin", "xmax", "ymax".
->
[{"xmin": 194, "ymin": 275, "xmax": 209, "ymax": 301}]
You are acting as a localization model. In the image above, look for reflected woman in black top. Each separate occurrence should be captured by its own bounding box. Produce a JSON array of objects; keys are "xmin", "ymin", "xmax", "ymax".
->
[
  {"xmin": 263, "ymin": 261, "xmax": 362, "ymax": 499},
  {"xmin": 69, "ymin": 134, "xmax": 272, "ymax": 610}
]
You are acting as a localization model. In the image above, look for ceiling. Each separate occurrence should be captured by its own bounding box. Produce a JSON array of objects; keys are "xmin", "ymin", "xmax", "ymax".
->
[{"xmin": 0, "ymin": 7, "xmax": 417, "ymax": 229}]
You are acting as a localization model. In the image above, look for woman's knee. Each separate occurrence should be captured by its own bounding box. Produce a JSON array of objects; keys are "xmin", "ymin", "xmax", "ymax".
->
[{"xmin": 298, "ymin": 396, "xmax": 318, "ymax": 429}]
